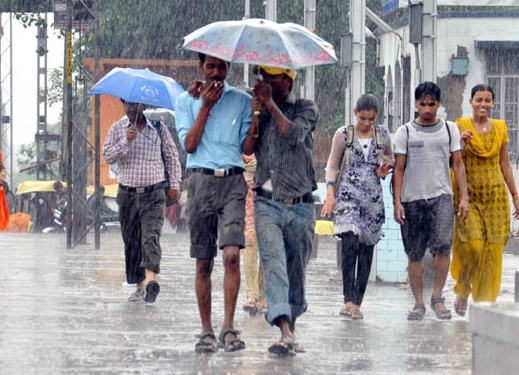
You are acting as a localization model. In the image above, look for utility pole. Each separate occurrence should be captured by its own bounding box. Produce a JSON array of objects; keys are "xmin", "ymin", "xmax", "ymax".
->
[
  {"xmin": 346, "ymin": 0, "xmax": 366, "ymax": 126},
  {"xmin": 242, "ymin": 0, "xmax": 251, "ymax": 88},
  {"xmin": 35, "ymin": 14, "xmax": 50, "ymax": 180},
  {"xmin": 303, "ymin": 0, "xmax": 316, "ymax": 100},
  {"xmin": 0, "ymin": 12, "xmax": 13, "ymax": 188},
  {"xmin": 264, "ymin": 0, "xmax": 277, "ymax": 22},
  {"xmin": 65, "ymin": 0, "xmax": 73, "ymax": 248}
]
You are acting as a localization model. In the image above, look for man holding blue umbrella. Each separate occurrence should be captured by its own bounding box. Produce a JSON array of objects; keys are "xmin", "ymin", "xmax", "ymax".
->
[{"xmin": 103, "ymin": 98, "xmax": 181, "ymax": 304}]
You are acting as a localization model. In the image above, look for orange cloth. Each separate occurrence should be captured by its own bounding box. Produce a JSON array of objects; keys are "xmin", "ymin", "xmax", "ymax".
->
[
  {"xmin": 5, "ymin": 212, "xmax": 31, "ymax": 233},
  {"xmin": 0, "ymin": 151, "xmax": 8, "ymax": 231},
  {"xmin": 0, "ymin": 186, "xmax": 8, "ymax": 231}
]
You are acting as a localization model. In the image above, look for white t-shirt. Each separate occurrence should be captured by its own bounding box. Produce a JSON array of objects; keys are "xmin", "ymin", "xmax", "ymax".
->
[{"xmin": 394, "ymin": 119, "xmax": 461, "ymax": 202}]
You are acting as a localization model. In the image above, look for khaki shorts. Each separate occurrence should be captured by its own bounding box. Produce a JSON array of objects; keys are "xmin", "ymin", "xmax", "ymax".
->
[{"xmin": 187, "ymin": 172, "xmax": 247, "ymax": 259}]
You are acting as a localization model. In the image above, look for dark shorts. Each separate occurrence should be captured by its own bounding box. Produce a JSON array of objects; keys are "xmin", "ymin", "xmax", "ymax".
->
[
  {"xmin": 401, "ymin": 194, "xmax": 454, "ymax": 262},
  {"xmin": 187, "ymin": 172, "xmax": 247, "ymax": 259}
]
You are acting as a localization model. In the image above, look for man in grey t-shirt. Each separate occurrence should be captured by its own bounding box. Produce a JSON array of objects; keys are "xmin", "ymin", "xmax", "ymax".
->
[{"xmin": 392, "ymin": 81, "xmax": 469, "ymax": 321}]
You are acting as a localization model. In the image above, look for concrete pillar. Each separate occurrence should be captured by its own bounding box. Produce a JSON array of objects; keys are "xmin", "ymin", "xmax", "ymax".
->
[{"xmin": 421, "ymin": 0, "xmax": 437, "ymax": 83}]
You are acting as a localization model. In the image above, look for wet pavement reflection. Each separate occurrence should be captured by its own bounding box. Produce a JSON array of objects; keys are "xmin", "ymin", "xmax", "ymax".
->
[{"xmin": 0, "ymin": 232, "xmax": 517, "ymax": 374}]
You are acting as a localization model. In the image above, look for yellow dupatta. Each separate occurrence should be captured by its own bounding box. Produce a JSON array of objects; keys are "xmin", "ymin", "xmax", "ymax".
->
[{"xmin": 456, "ymin": 118, "xmax": 507, "ymax": 158}]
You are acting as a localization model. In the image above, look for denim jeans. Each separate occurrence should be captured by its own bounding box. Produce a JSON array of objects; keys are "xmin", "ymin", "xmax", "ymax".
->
[{"xmin": 254, "ymin": 196, "xmax": 315, "ymax": 325}]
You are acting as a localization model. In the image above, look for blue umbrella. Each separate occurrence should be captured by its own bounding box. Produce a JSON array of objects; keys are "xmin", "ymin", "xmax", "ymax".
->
[{"xmin": 90, "ymin": 67, "xmax": 185, "ymax": 110}]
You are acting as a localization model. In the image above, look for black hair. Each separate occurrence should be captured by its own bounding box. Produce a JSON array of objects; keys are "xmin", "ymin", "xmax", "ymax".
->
[
  {"xmin": 355, "ymin": 94, "xmax": 379, "ymax": 112},
  {"xmin": 53, "ymin": 181, "xmax": 63, "ymax": 191},
  {"xmin": 471, "ymin": 83, "xmax": 495, "ymax": 101},
  {"xmin": 198, "ymin": 52, "xmax": 230, "ymax": 66},
  {"xmin": 414, "ymin": 81, "xmax": 441, "ymax": 101}
]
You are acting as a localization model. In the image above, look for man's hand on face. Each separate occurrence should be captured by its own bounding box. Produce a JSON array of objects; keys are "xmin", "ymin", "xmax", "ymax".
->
[
  {"xmin": 201, "ymin": 80, "xmax": 224, "ymax": 107},
  {"xmin": 253, "ymin": 79, "xmax": 272, "ymax": 106},
  {"xmin": 127, "ymin": 126, "xmax": 138, "ymax": 143}
]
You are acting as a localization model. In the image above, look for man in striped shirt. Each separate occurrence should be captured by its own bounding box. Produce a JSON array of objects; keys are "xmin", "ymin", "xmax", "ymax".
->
[
  {"xmin": 249, "ymin": 65, "xmax": 319, "ymax": 356},
  {"xmin": 103, "ymin": 100, "xmax": 181, "ymax": 304}
]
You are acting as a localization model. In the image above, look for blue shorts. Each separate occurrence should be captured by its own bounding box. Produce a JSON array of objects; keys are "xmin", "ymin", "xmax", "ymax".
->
[
  {"xmin": 401, "ymin": 194, "xmax": 454, "ymax": 262},
  {"xmin": 187, "ymin": 172, "xmax": 247, "ymax": 259}
]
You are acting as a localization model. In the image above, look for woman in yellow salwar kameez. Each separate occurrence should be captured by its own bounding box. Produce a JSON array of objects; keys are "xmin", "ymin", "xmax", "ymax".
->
[{"xmin": 452, "ymin": 84, "xmax": 519, "ymax": 316}]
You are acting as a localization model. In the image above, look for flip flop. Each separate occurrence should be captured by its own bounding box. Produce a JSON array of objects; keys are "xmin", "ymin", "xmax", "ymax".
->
[
  {"xmin": 454, "ymin": 297, "xmax": 468, "ymax": 317},
  {"xmin": 243, "ymin": 300, "xmax": 259, "ymax": 315},
  {"xmin": 268, "ymin": 340, "xmax": 296, "ymax": 356},
  {"xmin": 144, "ymin": 280, "xmax": 160, "ymax": 303},
  {"xmin": 128, "ymin": 289, "xmax": 144, "ymax": 302}
]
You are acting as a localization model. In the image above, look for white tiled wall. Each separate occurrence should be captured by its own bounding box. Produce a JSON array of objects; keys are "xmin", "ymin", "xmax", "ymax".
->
[{"xmin": 376, "ymin": 177, "xmax": 408, "ymax": 283}]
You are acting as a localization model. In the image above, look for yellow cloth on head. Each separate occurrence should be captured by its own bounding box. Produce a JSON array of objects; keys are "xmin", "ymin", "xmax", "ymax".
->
[{"xmin": 252, "ymin": 65, "xmax": 296, "ymax": 81}]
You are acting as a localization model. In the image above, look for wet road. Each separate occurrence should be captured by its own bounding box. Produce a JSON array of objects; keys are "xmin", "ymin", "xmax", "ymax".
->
[{"xmin": 0, "ymin": 231, "xmax": 517, "ymax": 374}]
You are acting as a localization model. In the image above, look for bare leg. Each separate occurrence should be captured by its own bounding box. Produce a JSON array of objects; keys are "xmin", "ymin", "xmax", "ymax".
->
[
  {"xmin": 431, "ymin": 253, "xmax": 450, "ymax": 307},
  {"xmin": 144, "ymin": 268, "xmax": 156, "ymax": 284},
  {"xmin": 222, "ymin": 245, "xmax": 241, "ymax": 330},
  {"xmin": 275, "ymin": 315, "xmax": 295, "ymax": 343},
  {"xmin": 408, "ymin": 260, "xmax": 424, "ymax": 306},
  {"xmin": 196, "ymin": 258, "xmax": 214, "ymax": 333}
]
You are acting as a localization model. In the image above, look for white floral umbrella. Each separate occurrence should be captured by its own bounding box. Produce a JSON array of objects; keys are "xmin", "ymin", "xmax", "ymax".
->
[{"xmin": 182, "ymin": 18, "xmax": 337, "ymax": 69}]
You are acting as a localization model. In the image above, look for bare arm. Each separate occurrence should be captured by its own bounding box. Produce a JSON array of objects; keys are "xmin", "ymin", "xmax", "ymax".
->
[
  {"xmin": 242, "ymin": 102, "xmax": 261, "ymax": 155},
  {"xmin": 499, "ymin": 142, "xmax": 519, "ymax": 219},
  {"xmin": 451, "ymin": 150, "xmax": 469, "ymax": 220},
  {"xmin": 253, "ymin": 80, "xmax": 291, "ymax": 137},
  {"xmin": 392, "ymin": 155, "xmax": 406, "ymax": 225},
  {"xmin": 184, "ymin": 81, "xmax": 223, "ymax": 153}
]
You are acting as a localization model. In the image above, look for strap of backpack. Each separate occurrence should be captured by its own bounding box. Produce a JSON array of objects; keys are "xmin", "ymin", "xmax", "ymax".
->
[
  {"xmin": 151, "ymin": 120, "xmax": 170, "ymax": 181},
  {"xmin": 345, "ymin": 124, "xmax": 355, "ymax": 170}
]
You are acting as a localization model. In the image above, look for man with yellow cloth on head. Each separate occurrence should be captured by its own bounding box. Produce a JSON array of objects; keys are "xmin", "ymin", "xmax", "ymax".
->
[{"xmin": 248, "ymin": 65, "xmax": 319, "ymax": 356}]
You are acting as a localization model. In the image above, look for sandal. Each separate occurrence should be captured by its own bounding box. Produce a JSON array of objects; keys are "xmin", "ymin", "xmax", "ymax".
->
[
  {"xmin": 144, "ymin": 280, "xmax": 160, "ymax": 303},
  {"xmin": 293, "ymin": 342, "xmax": 306, "ymax": 353},
  {"xmin": 430, "ymin": 297, "xmax": 452, "ymax": 320},
  {"xmin": 218, "ymin": 328, "xmax": 246, "ymax": 352},
  {"xmin": 454, "ymin": 296, "xmax": 468, "ymax": 317},
  {"xmin": 195, "ymin": 331, "xmax": 218, "ymax": 354},
  {"xmin": 351, "ymin": 308, "xmax": 364, "ymax": 320},
  {"xmin": 340, "ymin": 306, "xmax": 352, "ymax": 317},
  {"xmin": 268, "ymin": 339, "xmax": 296, "ymax": 356},
  {"xmin": 128, "ymin": 289, "xmax": 144, "ymax": 302},
  {"xmin": 407, "ymin": 303, "xmax": 426, "ymax": 321}
]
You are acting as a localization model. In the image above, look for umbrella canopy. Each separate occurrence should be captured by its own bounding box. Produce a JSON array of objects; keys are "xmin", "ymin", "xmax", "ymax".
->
[
  {"xmin": 90, "ymin": 67, "xmax": 185, "ymax": 110},
  {"xmin": 182, "ymin": 18, "xmax": 337, "ymax": 70}
]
